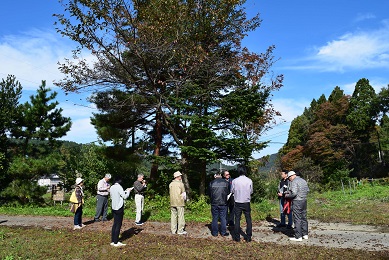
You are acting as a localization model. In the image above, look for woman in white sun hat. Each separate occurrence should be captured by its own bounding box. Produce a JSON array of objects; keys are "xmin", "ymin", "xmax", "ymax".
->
[{"xmin": 71, "ymin": 177, "xmax": 85, "ymax": 230}]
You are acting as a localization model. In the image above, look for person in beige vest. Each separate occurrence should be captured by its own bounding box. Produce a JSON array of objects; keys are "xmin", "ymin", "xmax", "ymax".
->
[{"xmin": 169, "ymin": 171, "xmax": 187, "ymax": 235}]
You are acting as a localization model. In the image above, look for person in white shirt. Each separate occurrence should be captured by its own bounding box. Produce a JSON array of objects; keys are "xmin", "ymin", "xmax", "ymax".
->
[
  {"xmin": 94, "ymin": 173, "xmax": 111, "ymax": 222},
  {"xmin": 231, "ymin": 165, "xmax": 253, "ymax": 242},
  {"xmin": 109, "ymin": 176, "xmax": 133, "ymax": 247}
]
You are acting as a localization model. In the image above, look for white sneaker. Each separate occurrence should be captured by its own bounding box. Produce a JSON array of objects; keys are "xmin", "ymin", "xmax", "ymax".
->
[
  {"xmin": 81, "ymin": 224, "xmax": 86, "ymax": 228},
  {"xmin": 73, "ymin": 225, "xmax": 82, "ymax": 230},
  {"xmin": 177, "ymin": 231, "xmax": 187, "ymax": 235},
  {"xmin": 289, "ymin": 237, "xmax": 303, "ymax": 242},
  {"xmin": 303, "ymin": 235, "xmax": 309, "ymax": 240},
  {"xmin": 112, "ymin": 242, "xmax": 126, "ymax": 247},
  {"xmin": 110, "ymin": 242, "xmax": 114, "ymax": 245}
]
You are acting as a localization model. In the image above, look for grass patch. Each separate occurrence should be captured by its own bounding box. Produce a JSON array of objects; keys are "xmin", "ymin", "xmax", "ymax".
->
[
  {"xmin": 0, "ymin": 183, "xmax": 388, "ymax": 226},
  {"xmin": 307, "ymin": 184, "xmax": 389, "ymax": 225},
  {"xmin": 0, "ymin": 226, "xmax": 388, "ymax": 260}
]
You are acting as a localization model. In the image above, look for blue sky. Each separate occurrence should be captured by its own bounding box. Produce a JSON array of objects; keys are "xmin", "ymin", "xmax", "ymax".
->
[{"xmin": 1, "ymin": 1, "xmax": 389, "ymax": 159}]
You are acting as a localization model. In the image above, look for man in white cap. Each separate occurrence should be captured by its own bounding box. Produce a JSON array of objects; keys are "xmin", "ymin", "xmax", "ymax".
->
[
  {"xmin": 169, "ymin": 171, "xmax": 187, "ymax": 235},
  {"xmin": 285, "ymin": 171, "xmax": 309, "ymax": 242},
  {"xmin": 94, "ymin": 173, "xmax": 111, "ymax": 222}
]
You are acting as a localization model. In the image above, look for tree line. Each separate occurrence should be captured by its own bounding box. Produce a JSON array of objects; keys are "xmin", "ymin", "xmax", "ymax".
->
[
  {"xmin": 0, "ymin": 1, "xmax": 282, "ymax": 204},
  {"xmin": 280, "ymin": 78, "xmax": 389, "ymax": 188}
]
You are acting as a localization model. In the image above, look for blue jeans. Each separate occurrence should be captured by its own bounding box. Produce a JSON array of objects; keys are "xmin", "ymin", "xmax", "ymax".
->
[
  {"xmin": 211, "ymin": 205, "xmax": 227, "ymax": 236},
  {"xmin": 280, "ymin": 197, "xmax": 293, "ymax": 226},
  {"xmin": 234, "ymin": 202, "xmax": 252, "ymax": 240},
  {"xmin": 74, "ymin": 205, "xmax": 83, "ymax": 226}
]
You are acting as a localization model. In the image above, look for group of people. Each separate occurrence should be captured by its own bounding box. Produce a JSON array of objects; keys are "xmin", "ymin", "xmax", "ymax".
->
[
  {"xmin": 209, "ymin": 165, "xmax": 253, "ymax": 242},
  {"xmin": 69, "ymin": 171, "xmax": 188, "ymax": 246},
  {"xmin": 209, "ymin": 166, "xmax": 309, "ymax": 242},
  {"xmin": 69, "ymin": 166, "xmax": 309, "ymax": 246}
]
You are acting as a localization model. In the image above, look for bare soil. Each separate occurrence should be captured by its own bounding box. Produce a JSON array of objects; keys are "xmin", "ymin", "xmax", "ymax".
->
[{"xmin": 0, "ymin": 215, "xmax": 388, "ymax": 252}]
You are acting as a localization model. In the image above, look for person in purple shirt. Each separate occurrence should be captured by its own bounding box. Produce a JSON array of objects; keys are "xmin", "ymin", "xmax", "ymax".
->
[{"xmin": 231, "ymin": 165, "xmax": 253, "ymax": 242}]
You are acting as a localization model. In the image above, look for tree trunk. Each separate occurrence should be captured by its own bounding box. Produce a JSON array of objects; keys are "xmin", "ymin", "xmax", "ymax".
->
[
  {"xmin": 150, "ymin": 110, "xmax": 163, "ymax": 181},
  {"xmin": 181, "ymin": 152, "xmax": 192, "ymax": 199},
  {"xmin": 199, "ymin": 160, "xmax": 206, "ymax": 196}
]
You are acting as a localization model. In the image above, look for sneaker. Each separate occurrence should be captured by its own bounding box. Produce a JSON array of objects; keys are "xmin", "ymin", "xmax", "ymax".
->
[
  {"xmin": 177, "ymin": 231, "xmax": 187, "ymax": 235},
  {"xmin": 110, "ymin": 242, "xmax": 114, "ymax": 245},
  {"xmin": 94, "ymin": 219, "xmax": 101, "ymax": 222},
  {"xmin": 303, "ymin": 235, "xmax": 309, "ymax": 240},
  {"xmin": 221, "ymin": 232, "xmax": 230, "ymax": 237},
  {"xmin": 289, "ymin": 237, "xmax": 303, "ymax": 242},
  {"xmin": 80, "ymin": 224, "xmax": 86, "ymax": 227},
  {"xmin": 73, "ymin": 225, "xmax": 82, "ymax": 230},
  {"xmin": 112, "ymin": 242, "xmax": 126, "ymax": 247},
  {"xmin": 135, "ymin": 222, "xmax": 143, "ymax": 226},
  {"xmin": 276, "ymin": 224, "xmax": 286, "ymax": 228},
  {"xmin": 286, "ymin": 225, "xmax": 293, "ymax": 229}
]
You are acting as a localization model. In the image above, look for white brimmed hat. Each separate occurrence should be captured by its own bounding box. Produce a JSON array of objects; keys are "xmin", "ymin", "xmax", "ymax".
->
[
  {"xmin": 173, "ymin": 171, "xmax": 182, "ymax": 178},
  {"xmin": 76, "ymin": 177, "xmax": 83, "ymax": 185},
  {"xmin": 287, "ymin": 171, "xmax": 296, "ymax": 178}
]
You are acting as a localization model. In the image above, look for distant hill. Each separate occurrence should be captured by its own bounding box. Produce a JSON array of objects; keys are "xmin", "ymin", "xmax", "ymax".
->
[{"xmin": 258, "ymin": 153, "xmax": 279, "ymax": 173}]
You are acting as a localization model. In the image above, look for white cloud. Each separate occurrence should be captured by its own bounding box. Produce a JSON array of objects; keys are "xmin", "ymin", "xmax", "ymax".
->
[
  {"xmin": 61, "ymin": 118, "xmax": 98, "ymax": 144},
  {"xmin": 285, "ymin": 20, "xmax": 389, "ymax": 72},
  {"xmin": 0, "ymin": 29, "xmax": 75, "ymax": 90},
  {"xmin": 59, "ymin": 102, "xmax": 95, "ymax": 119},
  {"xmin": 315, "ymin": 31, "xmax": 389, "ymax": 71},
  {"xmin": 272, "ymin": 98, "xmax": 309, "ymax": 123},
  {"xmin": 0, "ymin": 29, "xmax": 100, "ymax": 144},
  {"xmin": 354, "ymin": 13, "xmax": 376, "ymax": 23},
  {"xmin": 339, "ymin": 78, "xmax": 389, "ymax": 95}
]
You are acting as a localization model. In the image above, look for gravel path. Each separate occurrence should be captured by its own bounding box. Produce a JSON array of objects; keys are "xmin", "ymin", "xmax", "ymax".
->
[{"xmin": 0, "ymin": 215, "xmax": 388, "ymax": 252}]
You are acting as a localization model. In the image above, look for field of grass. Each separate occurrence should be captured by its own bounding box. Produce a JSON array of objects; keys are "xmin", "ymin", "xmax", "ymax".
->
[
  {"xmin": 0, "ymin": 182, "xmax": 388, "ymax": 259},
  {"xmin": 0, "ymin": 226, "xmax": 388, "ymax": 260}
]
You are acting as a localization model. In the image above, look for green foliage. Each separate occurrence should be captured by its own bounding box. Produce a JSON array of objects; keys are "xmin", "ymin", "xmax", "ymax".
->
[
  {"xmin": 250, "ymin": 173, "xmax": 277, "ymax": 203},
  {"xmin": 12, "ymin": 81, "xmax": 71, "ymax": 156},
  {"xmin": 281, "ymin": 79, "xmax": 389, "ymax": 185},
  {"xmin": 54, "ymin": 0, "xmax": 282, "ymax": 196},
  {"xmin": 308, "ymin": 180, "xmax": 389, "ymax": 224},
  {"xmin": 323, "ymin": 169, "xmax": 352, "ymax": 190},
  {"xmin": 0, "ymin": 179, "xmax": 46, "ymax": 205},
  {"xmin": 0, "ymin": 75, "xmax": 23, "ymax": 191}
]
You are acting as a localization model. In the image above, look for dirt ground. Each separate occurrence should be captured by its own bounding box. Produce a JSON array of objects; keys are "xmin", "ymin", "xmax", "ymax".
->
[{"xmin": 0, "ymin": 214, "xmax": 388, "ymax": 252}]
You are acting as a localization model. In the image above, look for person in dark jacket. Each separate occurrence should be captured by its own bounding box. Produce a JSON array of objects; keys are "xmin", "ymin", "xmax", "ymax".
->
[
  {"xmin": 223, "ymin": 170, "xmax": 235, "ymax": 226},
  {"xmin": 209, "ymin": 172, "xmax": 230, "ymax": 237},
  {"xmin": 277, "ymin": 170, "xmax": 293, "ymax": 229}
]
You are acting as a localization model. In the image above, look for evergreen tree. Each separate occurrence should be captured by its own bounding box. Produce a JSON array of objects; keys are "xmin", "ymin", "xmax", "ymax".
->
[
  {"xmin": 12, "ymin": 81, "xmax": 72, "ymax": 156},
  {"xmin": 54, "ymin": 0, "xmax": 282, "ymax": 195},
  {"xmin": 0, "ymin": 75, "xmax": 22, "ymax": 192}
]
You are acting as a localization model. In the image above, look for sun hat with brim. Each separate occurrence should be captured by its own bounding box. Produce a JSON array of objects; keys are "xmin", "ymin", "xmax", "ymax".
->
[
  {"xmin": 76, "ymin": 177, "xmax": 83, "ymax": 185},
  {"xmin": 173, "ymin": 171, "xmax": 182, "ymax": 178}
]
